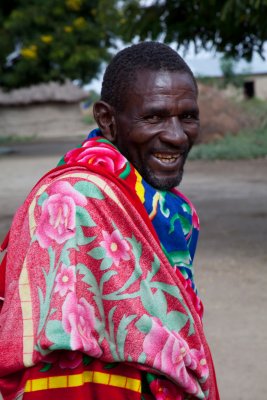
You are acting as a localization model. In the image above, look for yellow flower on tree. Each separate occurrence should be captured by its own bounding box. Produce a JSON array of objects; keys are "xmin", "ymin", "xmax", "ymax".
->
[
  {"xmin": 21, "ymin": 45, "xmax": 38, "ymax": 59},
  {"xmin": 64, "ymin": 26, "xmax": 73, "ymax": 33},
  {"xmin": 40, "ymin": 35, "xmax": 53, "ymax": 44},
  {"xmin": 65, "ymin": 0, "xmax": 82, "ymax": 11},
  {"xmin": 73, "ymin": 17, "xmax": 86, "ymax": 29}
]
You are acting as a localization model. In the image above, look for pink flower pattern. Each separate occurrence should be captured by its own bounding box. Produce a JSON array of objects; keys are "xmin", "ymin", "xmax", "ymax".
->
[
  {"xmin": 143, "ymin": 318, "xmax": 207, "ymax": 395},
  {"xmin": 189, "ymin": 346, "xmax": 209, "ymax": 381},
  {"xmin": 65, "ymin": 140, "xmax": 127, "ymax": 174},
  {"xmin": 150, "ymin": 378, "xmax": 184, "ymax": 400},
  {"xmin": 43, "ymin": 351, "xmax": 83, "ymax": 369},
  {"xmin": 54, "ymin": 263, "xmax": 76, "ymax": 297},
  {"xmin": 100, "ymin": 229, "xmax": 130, "ymax": 266},
  {"xmin": 36, "ymin": 181, "xmax": 87, "ymax": 248},
  {"xmin": 62, "ymin": 292, "xmax": 102, "ymax": 357}
]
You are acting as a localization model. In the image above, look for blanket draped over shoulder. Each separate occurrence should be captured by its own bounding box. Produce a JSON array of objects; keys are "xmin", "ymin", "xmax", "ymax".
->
[{"xmin": 0, "ymin": 131, "xmax": 219, "ymax": 399}]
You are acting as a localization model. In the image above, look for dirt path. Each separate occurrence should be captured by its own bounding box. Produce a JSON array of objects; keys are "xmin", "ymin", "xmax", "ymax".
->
[
  {"xmin": 182, "ymin": 159, "xmax": 267, "ymax": 399},
  {"xmin": 0, "ymin": 144, "xmax": 267, "ymax": 400}
]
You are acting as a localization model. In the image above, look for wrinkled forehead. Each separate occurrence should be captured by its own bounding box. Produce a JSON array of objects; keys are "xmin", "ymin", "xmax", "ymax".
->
[
  {"xmin": 120, "ymin": 70, "xmax": 198, "ymax": 115},
  {"xmin": 127, "ymin": 68, "xmax": 198, "ymax": 97}
]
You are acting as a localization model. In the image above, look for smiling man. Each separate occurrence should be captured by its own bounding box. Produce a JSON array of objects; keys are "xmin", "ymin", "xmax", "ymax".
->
[
  {"xmin": 0, "ymin": 42, "xmax": 219, "ymax": 399},
  {"xmin": 96, "ymin": 43, "xmax": 199, "ymax": 191}
]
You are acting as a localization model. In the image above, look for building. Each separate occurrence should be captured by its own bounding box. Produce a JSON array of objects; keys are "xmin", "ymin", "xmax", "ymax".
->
[{"xmin": 0, "ymin": 81, "xmax": 92, "ymax": 140}]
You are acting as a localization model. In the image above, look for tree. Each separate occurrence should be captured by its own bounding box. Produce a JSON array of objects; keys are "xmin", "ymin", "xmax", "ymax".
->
[
  {"xmin": 2, "ymin": 1, "xmax": 267, "ymax": 90},
  {"xmin": 219, "ymin": 55, "xmax": 244, "ymax": 88},
  {"xmin": 0, "ymin": 0, "xmax": 120, "ymax": 89},
  {"xmin": 120, "ymin": 0, "xmax": 267, "ymax": 61}
]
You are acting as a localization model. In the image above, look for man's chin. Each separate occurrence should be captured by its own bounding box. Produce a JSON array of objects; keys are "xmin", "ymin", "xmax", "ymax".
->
[{"xmin": 142, "ymin": 171, "xmax": 184, "ymax": 191}]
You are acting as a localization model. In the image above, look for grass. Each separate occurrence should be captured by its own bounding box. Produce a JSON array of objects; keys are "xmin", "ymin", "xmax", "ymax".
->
[
  {"xmin": 0, "ymin": 134, "xmax": 37, "ymax": 144},
  {"xmin": 190, "ymin": 97, "xmax": 267, "ymax": 160},
  {"xmin": 82, "ymin": 114, "xmax": 95, "ymax": 125},
  {"xmin": 239, "ymin": 97, "xmax": 267, "ymax": 128},
  {"xmin": 189, "ymin": 127, "xmax": 267, "ymax": 160}
]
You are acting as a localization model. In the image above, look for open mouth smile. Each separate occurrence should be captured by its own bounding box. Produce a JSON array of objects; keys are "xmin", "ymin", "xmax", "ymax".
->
[{"xmin": 153, "ymin": 152, "xmax": 181, "ymax": 164}]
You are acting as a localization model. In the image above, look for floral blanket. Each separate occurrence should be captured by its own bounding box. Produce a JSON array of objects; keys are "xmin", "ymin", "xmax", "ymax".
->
[{"xmin": 0, "ymin": 134, "xmax": 219, "ymax": 399}]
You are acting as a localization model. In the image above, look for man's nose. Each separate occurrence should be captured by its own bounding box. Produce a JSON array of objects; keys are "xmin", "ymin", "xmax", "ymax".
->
[{"xmin": 160, "ymin": 117, "xmax": 187, "ymax": 145}]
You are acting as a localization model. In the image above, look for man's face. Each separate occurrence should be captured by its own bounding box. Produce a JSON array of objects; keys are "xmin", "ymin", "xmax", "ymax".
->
[{"xmin": 113, "ymin": 69, "xmax": 200, "ymax": 190}]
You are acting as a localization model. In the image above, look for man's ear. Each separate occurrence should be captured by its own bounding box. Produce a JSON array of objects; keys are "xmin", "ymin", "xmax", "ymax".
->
[{"xmin": 93, "ymin": 101, "xmax": 117, "ymax": 142}]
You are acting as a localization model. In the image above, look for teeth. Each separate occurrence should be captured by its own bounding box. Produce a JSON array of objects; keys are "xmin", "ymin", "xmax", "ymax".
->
[{"xmin": 154, "ymin": 153, "xmax": 179, "ymax": 162}]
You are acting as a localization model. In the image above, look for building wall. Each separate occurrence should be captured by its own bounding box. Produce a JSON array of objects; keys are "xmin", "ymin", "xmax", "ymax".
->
[
  {"xmin": 245, "ymin": 74, "xmax": 267, "ymax": 100},
  {"xmin": 0, "ymin": 103, "xmax": 95, "ymax": 140},
  {"xmin": 254, "ymin": 75, "xmax": 267, "ymax": 100}
]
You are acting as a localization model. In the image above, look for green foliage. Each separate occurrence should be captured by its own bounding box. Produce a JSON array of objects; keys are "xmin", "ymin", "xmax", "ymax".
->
[
  {"xmin": 239, "ymin": 97, "xmax": 267, "ymax": 129},
  {"xmin": 87, "ymin": 89, "xmax": 100, "ymax": 103},
  {"xmin": 120, "ymin": 0, "xmax": 267, "ymax": 60},
  {"xmin": 219, "ymin": 55, "xmax": 245, "ymax": 88},
  {"xmin": 0, "ymin": 134, "xmax": 37, "ymax": 144},
  {"xmin": 220, "ymin": 56, "xmax": 236, "ymax": 79},
  {"xmin": 82, "ymin": 114, "xmax": 96, "ymax": 125},
  {"xmin": 189, "ymin": 127, "xmax": 267, "ymax": 160},
  {"xmin": 0, "ymin": 0, "xmax": 121, "ymax": 89},
  {"xmin": 2, "ymin": 1, "xmax": 267, "ymax": 89}
]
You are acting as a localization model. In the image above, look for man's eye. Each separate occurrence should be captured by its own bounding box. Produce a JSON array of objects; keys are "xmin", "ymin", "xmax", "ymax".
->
[
  {"xmin": 146, "ymin": 115, "xmax": 161, "ymax": 123},
  {"xmin": 183, "ymin": 114, "xmax": 193, "ymax": 119},
  {"xmin": 182, "ymin": 113, "xmax": 198, "ymax": 121}
]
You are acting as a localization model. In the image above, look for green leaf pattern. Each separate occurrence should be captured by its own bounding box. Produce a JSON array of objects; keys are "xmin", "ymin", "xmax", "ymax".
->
[{"xmin": 31, "ymin": 175, "xmax": 207, "ymax": 397}]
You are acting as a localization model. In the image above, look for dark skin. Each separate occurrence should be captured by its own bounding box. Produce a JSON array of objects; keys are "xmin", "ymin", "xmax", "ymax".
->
[{"xmin": 93, "ymin": 69, "xmax": 200, "ymax": 190}]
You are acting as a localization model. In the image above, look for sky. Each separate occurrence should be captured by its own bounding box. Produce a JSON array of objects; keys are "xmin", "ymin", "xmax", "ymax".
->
[
  {"xmin": 86, "ymin": 42, "xmax": 267, "ymax": 93},
  {"xmin": 184, "ymin": 43, "xmax": 267, "ymax": 77}
]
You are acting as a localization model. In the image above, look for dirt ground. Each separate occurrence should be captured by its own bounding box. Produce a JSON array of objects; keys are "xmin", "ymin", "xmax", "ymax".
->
[{"xmin": 0, "ymin": 141, "xmax": 267, "ymax": 400}]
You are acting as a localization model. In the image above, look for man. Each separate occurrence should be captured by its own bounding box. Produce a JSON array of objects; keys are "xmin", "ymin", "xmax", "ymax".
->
[{"xmin": 0, "ymin": 42, "xmax": 219, "ymax": 399}]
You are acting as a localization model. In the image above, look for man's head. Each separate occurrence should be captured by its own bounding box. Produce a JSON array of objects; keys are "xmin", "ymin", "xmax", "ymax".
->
[
  {"xmin": 94, "ymin": 41, "xmax": 200, "ymax": 190},
  {"xmin": 100, "ymin": 41, "xmax": 198, "ymax": 111}
]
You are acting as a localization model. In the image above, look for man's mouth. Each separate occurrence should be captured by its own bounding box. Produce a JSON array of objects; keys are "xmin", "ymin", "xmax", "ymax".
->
[{"xmin": 153, "ymin": 152, "xmax": 181, "ymax": 164}]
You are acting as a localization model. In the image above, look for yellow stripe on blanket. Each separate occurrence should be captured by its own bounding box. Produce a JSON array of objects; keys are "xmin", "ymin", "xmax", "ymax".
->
[
  {"xmin": 134, "ymin": 170, "xmax": 145, "ymax": 203},
  {"xmin": 24, "ymin": 371, "xmax": 142, "ymax": 393},
  {"xmin": 149, "ymin": 192, "xmax": 160, "ymax": 220}
]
